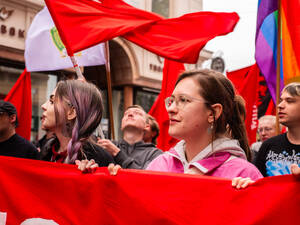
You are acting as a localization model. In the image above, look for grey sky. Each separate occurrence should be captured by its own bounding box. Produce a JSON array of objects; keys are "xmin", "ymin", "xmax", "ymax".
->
[{"xmin": 203, "ymin": 0, "xmax": 258, "ymax": 72}]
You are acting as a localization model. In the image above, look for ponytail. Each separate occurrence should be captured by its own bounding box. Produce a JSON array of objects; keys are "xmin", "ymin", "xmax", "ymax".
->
[{"xmin": 228, "ymin": 96, "xmax": 251, "ymax": 161}]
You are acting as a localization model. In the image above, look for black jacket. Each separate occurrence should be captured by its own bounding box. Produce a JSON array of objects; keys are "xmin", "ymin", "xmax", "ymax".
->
[
  {"xmin": 113, "ymin": 140, "xmax": 162, "ymax": 169},
  {"xmin": 40, "ymin": 138, "xmax": 114, "ymax": 166}
]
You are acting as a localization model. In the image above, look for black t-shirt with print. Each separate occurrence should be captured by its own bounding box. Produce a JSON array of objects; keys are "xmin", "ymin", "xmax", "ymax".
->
[{"xmin": 254, "ymin": 133, "xmax": 300, "ymax": 177}]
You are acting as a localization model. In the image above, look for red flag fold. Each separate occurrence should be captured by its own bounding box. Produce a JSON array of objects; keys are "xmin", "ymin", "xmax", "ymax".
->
[{"xmin": 4, "ymin": 69, "xmax": 32, "ymax": 140}]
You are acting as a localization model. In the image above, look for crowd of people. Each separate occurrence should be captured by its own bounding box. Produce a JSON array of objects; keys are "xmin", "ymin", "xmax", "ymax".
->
[{"xmin": 0, "ymin": 69, "xmax": 299, "ymax": 188}]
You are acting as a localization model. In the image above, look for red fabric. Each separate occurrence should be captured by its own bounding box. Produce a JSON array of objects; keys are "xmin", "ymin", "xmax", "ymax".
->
[
  {"xmin": 45, "ymin": 0, "xmax": 239, "ymax": 63},
  {"xmin": 123, "ymin": 12, "xmax": 239, "ymax": 63},
  {"xmin": 265, "ymin": 98, "xmax": 276, "ymax": 116},
  {"xmin": 0, "ymin": 156, "xmax": 299, "ymax": 225},
  {"xmin": 4, "ymin": 69, "xmax": 32, "ymax": 140},
  {"xmin": 227, "ymin": 64, "xmax": 260, "ymax": 145},
  {"xmin": 149, "ymin": 59, "xmax": 185, "ymax": 151}
]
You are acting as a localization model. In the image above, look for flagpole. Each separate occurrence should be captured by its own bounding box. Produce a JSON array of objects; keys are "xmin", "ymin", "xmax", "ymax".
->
[
  {"xmin": 70, "ymin": 55, "xmax": 86, "ymax": 81},
  {"xmin": 104, "ymin": 41, "xmax": 115, "ymax": 140},
  {"xmin": 276, "ymin": 0, "xmax": 281, "ymax": 135}
]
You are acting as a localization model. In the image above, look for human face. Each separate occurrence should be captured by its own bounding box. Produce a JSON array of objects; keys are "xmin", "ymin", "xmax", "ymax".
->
[
  {"xmin": 41, "ymin": 91, "xmax": 56, "ymax": 132},
  {"xmin": 0, "ymin": 112, "xmax": 15, "ymax": 135},
  {"xmin": 278, "ymin": 90, "xmax": 300, "ymax": 128},
  {"xmin": 121, "ymin": 107, "xmax": 147, "ymax": 131},
  {"xmin": 258, "ymin": 120, "xmax": 276, "ymax": 142},
  {"xmin": 167, "ymin": 77, "xmax": 211, "ymax": 140}
]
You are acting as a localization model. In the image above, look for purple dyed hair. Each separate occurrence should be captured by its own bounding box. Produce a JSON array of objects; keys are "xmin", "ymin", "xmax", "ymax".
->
[{"xmin": 54, "ymin": 80, "xmax": 103, "ymax": 163}]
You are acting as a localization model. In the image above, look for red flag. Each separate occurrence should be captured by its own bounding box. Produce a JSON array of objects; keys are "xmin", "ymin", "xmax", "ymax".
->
[
  {"xmin": 45, "ymin": 0, "xmax": 239, "ymax": 63},
  {"xmin": 4, "ymin": 69, "xmax": 32, "ymax": 140},
  {"xmin": 0, "ymin": 156, "xmax": 299, "ymax": 224},
  {"xmin": 227, "ymin": 64, "xmax": 260, "ymax": 145},
  {"xmin": 124, "ymin": 11, "xmax": 239, "ymax": 63},
  {"xmin": 149, "ymin": 59, "xmax": 185, "ymax": 151}
]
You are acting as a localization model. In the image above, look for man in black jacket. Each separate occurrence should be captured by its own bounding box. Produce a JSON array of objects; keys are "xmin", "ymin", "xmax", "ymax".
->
[
  {"xmin": 97, "ymin": 105, "xmax": 162, "ymax": 169},
  {"xmin": 0, "ymin": 100, "xmax": 38, "ymax": 159}
]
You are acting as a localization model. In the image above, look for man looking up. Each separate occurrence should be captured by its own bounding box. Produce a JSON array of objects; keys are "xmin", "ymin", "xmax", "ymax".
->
[
  {"xmin": 97, "ymin": 105, "xmax": 162, "ymax": 169},
  {"xmin": 0, "ymin": 100, "xmax": 38, "ymax": 159}
]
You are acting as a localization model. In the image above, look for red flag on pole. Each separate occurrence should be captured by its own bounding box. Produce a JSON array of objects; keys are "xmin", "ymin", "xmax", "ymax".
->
[
  {"xmin": 45, "ymin": 0, "xmax": 239, "ymax": 63},
  {"xmin": 149, "ymin": 59, "xmax": 185, "ymax": 151},
  {"xmin": 4, "ymin": 69, "xmax": 32, "ymax": 140},
  {"xmin": 227, "ymin": 64, "xmax": 260, "ymax": 145}
]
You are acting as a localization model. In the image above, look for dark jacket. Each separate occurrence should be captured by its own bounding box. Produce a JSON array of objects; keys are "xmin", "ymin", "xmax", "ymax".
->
[
  {"xmin": 40, "ymin": 137, "xmax": 114, "ymax": 166},
  {"xmin": 113, "ymin": 140, "xmax": 162, "ymax": 169}
]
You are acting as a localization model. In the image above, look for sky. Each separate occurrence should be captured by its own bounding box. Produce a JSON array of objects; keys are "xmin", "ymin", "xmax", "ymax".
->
[{"xmin": 203, "ymin": 0, "xmax": 259, "ymax": 72}]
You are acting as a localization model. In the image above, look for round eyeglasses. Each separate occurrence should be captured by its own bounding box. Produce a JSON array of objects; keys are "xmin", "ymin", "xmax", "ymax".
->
[{"xmin": 165, "ymin": 94, "xmax": 206, "ymax": 110}]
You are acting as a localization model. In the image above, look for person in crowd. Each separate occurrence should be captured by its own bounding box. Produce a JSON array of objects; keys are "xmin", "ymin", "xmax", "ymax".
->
[
  {"xmin": 108, "ymin": 69, "xmax": 262, "ymax": 180},
  {"xmin": 251, "ymin": 115, "xmax": 277, "ymax": 152},
  {"xmin": 233, "ymin": 82, "xmax": 300, "ymax": 188},
  {"xmin": 0, "ymin": 100, "xmax": 38, "ymax": 159},
  {"xmin": 143, "ymin": 114, "xmax": 160, "ymax": 145},
  {"xmin": 97, "ymin": 105, "xmax": 162, "ymax": 169},
  {"xmin": 40, "ymin": 79, "xmax": 114, "ymax": 169},
  {"xmin": 250, "ymin": 115, "xmax": 279, "ymax": 162},
  {"xmin": 33, "ymin": 128, "xmax": 55, "ymax": 153}
]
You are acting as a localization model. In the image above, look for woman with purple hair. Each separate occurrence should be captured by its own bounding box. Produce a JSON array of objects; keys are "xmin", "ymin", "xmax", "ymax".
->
[{"xmin": 40, "ymin": 79, "xmax": 114, "ymax": 170}]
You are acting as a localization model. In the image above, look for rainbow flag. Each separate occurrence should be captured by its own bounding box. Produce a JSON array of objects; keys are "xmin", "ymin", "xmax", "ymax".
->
[{"xmin": 255, "ymin": 0, "xmax": 300, "ymax": 103}]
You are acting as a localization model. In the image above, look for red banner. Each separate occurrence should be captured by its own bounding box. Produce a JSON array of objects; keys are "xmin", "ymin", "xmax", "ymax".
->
[{"xmin": 0, "ymin": 156, "xmax": 299, "ymax": 225}]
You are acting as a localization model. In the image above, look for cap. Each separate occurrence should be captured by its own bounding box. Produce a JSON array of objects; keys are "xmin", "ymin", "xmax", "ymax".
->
[{"xmin": 0, "ymin": 100, "xmax": 18, "ymax": 127}]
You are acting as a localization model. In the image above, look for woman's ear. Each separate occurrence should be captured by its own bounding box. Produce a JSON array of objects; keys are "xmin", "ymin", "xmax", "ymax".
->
[
  {"xmin": 211, "ymin": 103, "xmax": 223, "ymax": 120},
  {"xmin": 67, "ymin": 107, "xmax": 76, "ymax": 121},
  {"xmin": 207, "ymin": 103, "xmax": 223, "ymax": 123}
]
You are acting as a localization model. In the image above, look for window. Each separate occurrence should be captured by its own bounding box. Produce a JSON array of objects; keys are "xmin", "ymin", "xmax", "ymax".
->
[
  {"xmin": 135, "ymin": 89, "xmax": 158, "ymax": 113},
  {"xmin": 152, "ymin": 0, "xmax": 169, "ymax": 18}
]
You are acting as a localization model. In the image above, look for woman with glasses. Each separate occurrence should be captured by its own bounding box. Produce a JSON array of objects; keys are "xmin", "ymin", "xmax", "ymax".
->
[
  {"xmin": 40, "ymin": 79, "xmax": 114, "ymax": 170},
  {"xmin": 146, "ymin": 69, "xmax": 262, "ymax": 181}
]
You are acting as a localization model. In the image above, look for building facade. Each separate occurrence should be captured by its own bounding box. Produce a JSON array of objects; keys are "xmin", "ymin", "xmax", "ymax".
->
[{"xmin": 0, "ymin": 0, "xmax": 212, "ymax": 141}]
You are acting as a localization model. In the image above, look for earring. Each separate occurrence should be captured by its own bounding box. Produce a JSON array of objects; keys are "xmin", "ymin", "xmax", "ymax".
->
[{"xmin": 207, "ymin": 123, "xmax": 214, "ymax": 134}]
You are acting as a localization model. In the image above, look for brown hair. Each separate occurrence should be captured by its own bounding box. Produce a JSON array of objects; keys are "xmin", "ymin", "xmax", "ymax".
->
[
  {"xmin": 175, "ymin": 69, "xmax": 251, "ymax": 161},
  {"xmin": 147, "ymin": 114, "xmax": 160, "ymax": 144},
  {"xmin": 125, "ymin": 105, "xmax": 146, "ymax": 112},
  {"xmin": 54, "ymin": 80, "xmax": 104, "ymax": 163},
  {"xmin": 282, "ymin": 82, "xmax": 300, "ymax": 97}
]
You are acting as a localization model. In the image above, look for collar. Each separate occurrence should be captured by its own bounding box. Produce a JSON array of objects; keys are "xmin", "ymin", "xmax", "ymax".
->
[
  {"xmin": 167, "ymin": 139, "xmax": 237, "ymax": 174},
  {"xmin": 51, "ymin": 145, "xmax": 67, "ymax": 163}
]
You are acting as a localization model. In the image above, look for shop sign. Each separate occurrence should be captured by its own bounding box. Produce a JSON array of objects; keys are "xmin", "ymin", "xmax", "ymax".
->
[{"xmin": 0, "ymin": 7, "xmax": 25, "ymax": 39}]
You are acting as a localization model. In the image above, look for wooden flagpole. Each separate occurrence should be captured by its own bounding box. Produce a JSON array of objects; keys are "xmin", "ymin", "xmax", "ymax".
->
[
  {"xmin": 70, "ymin": 55, "xmax": 86, "ymax": 81},
  {"xmin": 276, "ymin": 0, "xmax": 282, "ymax": 135},
  {"xmin": 104, "ymin": 41, "xmax": 115, "ymax": 140}
]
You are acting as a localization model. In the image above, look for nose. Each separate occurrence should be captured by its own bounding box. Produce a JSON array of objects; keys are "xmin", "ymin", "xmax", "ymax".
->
[
  {"xmin": 41, "ymin": 102, "xmax": 47, "ymax": 111},
  {"xmin": 166, "ymin": 100, "xmax": 178, "ymax": 114},
  {"xmin": 278, "ymin": 100, "xmax": 284, "ymax": 109}
]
